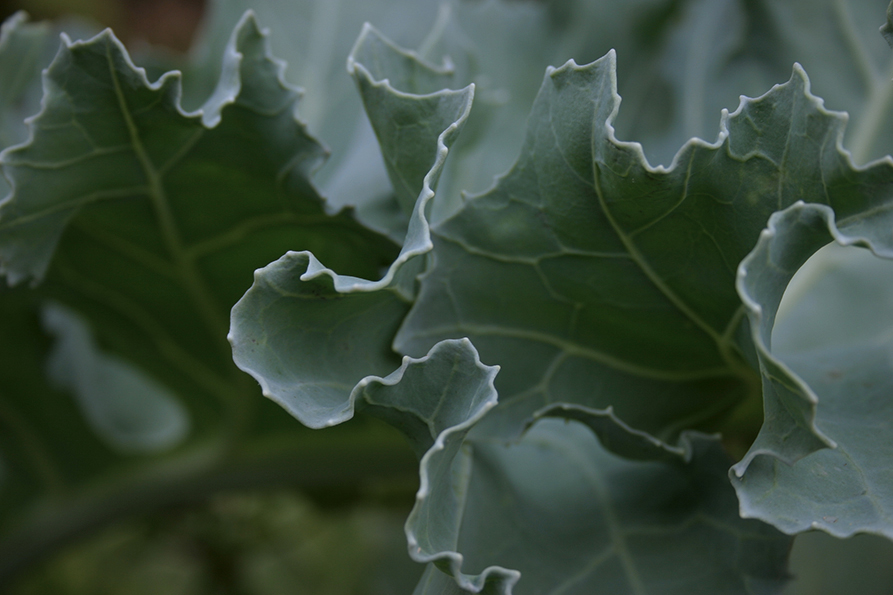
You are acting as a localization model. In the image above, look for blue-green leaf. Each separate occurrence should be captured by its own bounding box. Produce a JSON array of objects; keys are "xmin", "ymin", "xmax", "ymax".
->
[
  {"xmin": 230, "ymin": 28, "xmax": 473, "ymax": 428},
  {"xmin": 42, "ymin": 302, "xmax": 190, "ymax": 453},
  {"xmin": 732, "ymin": 201, "xmax": 893, "ymax": 538}
]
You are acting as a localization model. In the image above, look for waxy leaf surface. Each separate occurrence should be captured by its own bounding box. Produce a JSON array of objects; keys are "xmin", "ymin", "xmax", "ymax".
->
[
  {"xmin": 230, "ymin": 28, "xmax": 804, "ymax": 595},
  {"xmin": 732, "ymin": 202, "xmax": 893, "ymax": 538},
  {"xmin": 408, "ymin": 402, "xmax": 791, "ymax": 595},
  {"xmin": 230, "ymin": 27, "xmax": 474, "ymax": 428},
  {"xmin": 396, "ymin": 49, "xmax": 893, "ymax": 458}
]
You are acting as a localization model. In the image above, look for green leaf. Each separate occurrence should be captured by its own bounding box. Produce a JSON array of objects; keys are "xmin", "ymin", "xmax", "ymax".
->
[
  {"xmin": 187, "ymin": 0, "xmax": 450, "ymax": 212},
  {"xmin": 229, "ymin": 9, "xmax": 893, "ymax": 590},
  {"xmin": 0, "ymin": 11, "xmax": 394, "ymax": 284},
  {"xmin": 882, "ymin": 0, "xmax": 893, "ymax": 47},
  {"xmin": 298, "ymin": 335, "xmax": 791, "ymax": 594},
  {"xmin": 0, "ymin": 12, "xmax": 60, "ymax": 200},
  {"xmin": 0, "ymin": 12, "xmax": 56, "ymax": 151},
  {"xmin": 0, "ymin": 10, "xmax": 414, "ymax": 579},
  {"xmin": 229, "ymin": 28, "xmax": 473, "ymax": 428},
  {"xmin": 765, "ymin": 1, "xmax": 893, "ymax": 166},
  {"xmin": 355, "ymin": 339, "xmax": 503, "ymax": 592},
  {"xmin": 193, "ymin": 0, "xmax": 893, "ymax": 218},
  {"xmin": 614, "ymin": 0, "xmax": 893, "ymax": 166},
  {"xmin": 347, "ymin": 24, "xmax": 460, "ymax": 232},
  {"xmin": 732, "ymin": 202, "xmax": 893, "ymax": 538},
  {"xmin": 191, "ymin": 0, "xmax": 893, "ymax": 183},
  {"xmin": 0, "ymin": 6, "xmax": 397, "ymax": 431},
  {"xmin": 42, "ymin": 302, "xmax": 190, "ymax": 454},
  {"xmin": 395, "ymin": 46, "xmax": 893, "ymax": 452},
  {"xmin": 412, "ymin": 407, "xmax": 790, "ymax": 594},
  {"xmin": 230, "ymin": 27, "xmax": 791, "ymax": 592},
  {"xmin": 0, "ymin": 10, "xmax": 102, "ymax": 201}
]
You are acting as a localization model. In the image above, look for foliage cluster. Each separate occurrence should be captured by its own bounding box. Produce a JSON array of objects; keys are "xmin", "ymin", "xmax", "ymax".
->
[{"xmin": 4, "ymin": 0, "xmax": 893, "ymax": 593}]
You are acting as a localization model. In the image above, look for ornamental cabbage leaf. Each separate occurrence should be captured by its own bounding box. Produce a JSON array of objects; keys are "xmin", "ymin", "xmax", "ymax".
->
[
  {"xmin": 3, "ymin": 1, "xmax": 893, "ymax": 593},
  {"xmin": 732, "ymin": 202, "xmax": 893, "ymax": 538}
]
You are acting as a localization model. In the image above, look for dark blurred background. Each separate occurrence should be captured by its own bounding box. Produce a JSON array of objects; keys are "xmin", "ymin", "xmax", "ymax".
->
[{"xmin": 0, "ymin": 0, "xmax": 204, "ymax": 51}]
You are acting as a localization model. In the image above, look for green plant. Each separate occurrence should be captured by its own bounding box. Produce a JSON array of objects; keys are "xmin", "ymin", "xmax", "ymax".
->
[{"xmin": 3, "ymin": 0, "xmax": 893, "ymax": 593}]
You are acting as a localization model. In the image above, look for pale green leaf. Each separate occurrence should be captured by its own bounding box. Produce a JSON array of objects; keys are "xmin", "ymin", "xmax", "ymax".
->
[
  {"xmin": 732, "ymin": 202, "xmax": 893, "ymax": 538},
  {"xmin": 412, "ymin": 408, "xmax": 790, "ymax": 594},
  {"xmin": 611, "ymin": 0, "xmax": 893, "ymax": 166},
  {"xmin": 187, "ymin": 0, "xmax": 448, "ymax": 211},
  {"xmin": 399, "ymin": 52, "xmax": 756, "ymax": 443},
  {"xmin": 42, "ymin": 302, "xmax": 189, "ymax": 454},
  {"xmin": 228, "ymin": 10, "xmax": 893, "ymax": 589},
  {"xmin": 414, "ymin": 564, "xmax": 487, "ymax": 595},
  {"xmin": 292, "ymin": 335, "xmax": 791, "ymax": 595},
  {"xmin": 189, "ymin": 0, "xmax": 893, "ymax": 182},
  {"xmin": 347, "ymin": 24, "xmax": 459, "ymax": 231},
  {"xmin": 0, "ymin": 10, "xmax": 101, "ymax": 208},
  {"xmin": 0, "ymin": 11, "xmax": 394, "ymax": 284},
  {"xmin": 0, "ymin": 9, "xmax": 397, "ymax": 423},
  {"xmin": 190, "ymin": 0, "xmax": 673, "ymax": 220},
  {"xmin": 882, "ymin": 0, "xmax": 893, "ymax": 47},
  {"xmin": 395, "ymin": 44, "xmax": 893, "ymax": 456},
  {"xmin": 230, "ymin": 29, "xmax": 473, "ymax": 428},
  {"xmin": 0, "ymin": 12, "xmax": 56, "ymax": 152}
]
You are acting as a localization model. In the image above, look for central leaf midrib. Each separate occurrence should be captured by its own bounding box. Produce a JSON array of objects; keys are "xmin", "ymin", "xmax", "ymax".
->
[
  {"xmin": 592, "ymin": 170, "xmax": 719, "ymax": 340},
  {"xmin": 102, "ymin": 40, "xmax": 262, "ymax": 450},
  {"xmin": 591, "ymin": 165, "xmax": 751, "ymax": 381},
  {"xmin": 105, "ymin": 42, "xmax": 229, "ymax": 353}
]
